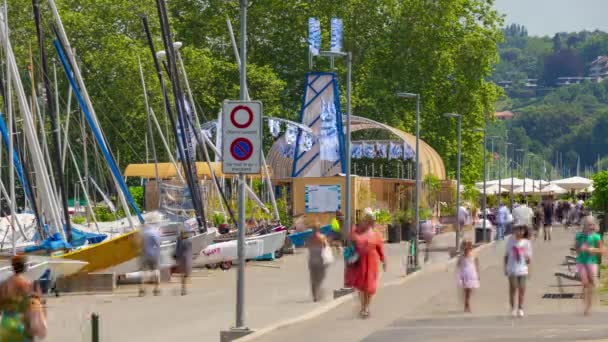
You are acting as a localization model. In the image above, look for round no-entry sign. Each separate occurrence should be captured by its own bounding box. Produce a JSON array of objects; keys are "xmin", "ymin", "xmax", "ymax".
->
[
  {"xmin": 230, "ymin": 138, "xmax": 254, "ymax": 161},
  {"xmin": 230, "ymin": 105, "xmax": 254, "ymax": 129}
]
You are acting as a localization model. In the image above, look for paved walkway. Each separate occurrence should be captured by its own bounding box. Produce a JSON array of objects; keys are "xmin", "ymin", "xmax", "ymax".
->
[
  {"xmin": 44, "ymin": 230, "xmax": 469, "ymax": 341},
  {"xmin": 250, "ymin": 226, "xmax": 608, "ymax": 342}
]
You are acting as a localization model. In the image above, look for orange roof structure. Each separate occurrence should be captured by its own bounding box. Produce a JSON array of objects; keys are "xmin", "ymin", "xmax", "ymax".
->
[{"xmin": 494, "ymin": 111, "xmax": 514, "ymax": 120}]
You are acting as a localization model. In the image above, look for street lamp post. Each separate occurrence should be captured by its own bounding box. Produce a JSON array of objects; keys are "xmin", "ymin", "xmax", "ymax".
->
[
  {"xmin": 516, "ymin": 149, "xmax": 524, "ymax": 202},
  {"xmin": 474, "ymin": 128, "xmax": 488, "ymax": 242},
  {"xmin": 489, "ymin": 136, "xmax": 499, "ymax": 180},
  {"xmin": 318, "ymin": 50, "xmax": 352, "ymax": 296},
  {"xmin": 444, "ymin": 113, "xmax": 462, "ymax": 251},
  {"xmin": 397, "ymin": 92, "xmax": 420, "ymax": 269}
]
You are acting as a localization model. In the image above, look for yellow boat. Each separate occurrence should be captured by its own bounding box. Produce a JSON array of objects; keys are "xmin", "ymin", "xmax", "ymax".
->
[{"xmin": 58, "ymin": 230, "xmax": 141, "ymax": 274}]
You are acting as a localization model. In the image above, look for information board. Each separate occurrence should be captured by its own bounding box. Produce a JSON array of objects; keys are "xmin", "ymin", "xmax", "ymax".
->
[{"xmin": 304, "ymin": 184, "xmax": 342, "ymax": 213}]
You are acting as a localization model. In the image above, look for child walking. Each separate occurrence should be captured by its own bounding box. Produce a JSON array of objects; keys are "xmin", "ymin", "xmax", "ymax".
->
[{"xmin": 456, "ymin": 240, "xmax": 480, "ymax": 312}]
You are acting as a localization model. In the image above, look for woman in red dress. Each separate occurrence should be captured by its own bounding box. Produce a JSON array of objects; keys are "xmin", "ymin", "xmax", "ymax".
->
[{"xmin": 346, "ymin": 210, "xmax": 386, "ymax": 318}]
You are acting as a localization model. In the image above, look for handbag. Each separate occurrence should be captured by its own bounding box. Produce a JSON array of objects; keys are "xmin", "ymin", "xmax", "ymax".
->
[
  {"xmin": 321, "ymin": 245, "xmax": 334, "ymax": 265},
  {"xmin": 343, "ymin": 245, "xmax": 359, "ymax": 265},
  {"xmin": 27, "ymin": 296, "xmax": 47, "ymax": 338}
]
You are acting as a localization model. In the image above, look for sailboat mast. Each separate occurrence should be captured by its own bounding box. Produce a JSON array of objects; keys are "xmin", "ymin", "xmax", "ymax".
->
[
  {"xmin": 5, "ymin": 0, "xmax": 15, "ymax": 254},
  {"xmin": 142, "ymin": 15, "xmax": 206, "ymax": 231},
  {"xmin": 33, "ymin": 0, "xmax": 72, "ymax": 242},
  {"xmin": 137, "ymin": 57, "xmax": 160, "ymax": 200},
  {"xmin": 153, "ymin": 2, "xmax": 206, "ymax": 230},
  {"xmin": 47, "ymin": 0, "xmax": 139, "ymax": 227}
]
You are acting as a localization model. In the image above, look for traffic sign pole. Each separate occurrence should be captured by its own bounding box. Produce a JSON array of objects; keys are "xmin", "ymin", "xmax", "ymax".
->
[{"xmin": 236, "ymin": 0, "xmax": 248, "ymax": 333}]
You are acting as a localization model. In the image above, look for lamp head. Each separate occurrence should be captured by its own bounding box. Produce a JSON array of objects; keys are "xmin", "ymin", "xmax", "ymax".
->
[
  {"xmin": 443, "ymin": 113, "xmax": 461, "ymax": 118},
  {"xmin": 156, "ymin": 50, "xmax": 167, "ymax": 60},
  {"xmin": 173, "ymin": 41, "xmax": 183, "ymax": 50}
]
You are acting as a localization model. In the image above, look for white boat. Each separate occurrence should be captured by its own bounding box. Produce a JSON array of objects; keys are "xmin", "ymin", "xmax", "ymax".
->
[
  {"xmin": 195, "ymin": 230, "xmax": 286, "ymax": 268},
  {"xmin": 107, "ymin": 228, "xmax": 217, "ymax": 275},
  {"xmin": 0, "ymin": 261, "xmax": 49, "ymax": 283}
]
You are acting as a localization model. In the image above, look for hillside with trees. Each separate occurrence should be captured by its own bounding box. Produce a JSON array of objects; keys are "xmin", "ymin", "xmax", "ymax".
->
[{"xmin": 491, "ymin": 24, "xmax": 608, "ymax": 178}]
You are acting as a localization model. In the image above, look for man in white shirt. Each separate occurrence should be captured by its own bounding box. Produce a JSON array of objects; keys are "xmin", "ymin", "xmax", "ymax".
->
[
  {"xmin": 496, "ymin": 203, "xmax": 510, "ymax": 241},
  {"xmin": 512, "ymin": 202, "xmax": 534, "ymax": 229},
  {"xmin": 458, "ymin": 206, "xmax": 469, "ymax": 227}
]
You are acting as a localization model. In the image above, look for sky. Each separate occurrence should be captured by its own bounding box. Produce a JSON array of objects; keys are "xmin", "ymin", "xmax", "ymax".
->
[{"xmin": 493, "ymin": 0, "xmax": 608, "ymax": 37}]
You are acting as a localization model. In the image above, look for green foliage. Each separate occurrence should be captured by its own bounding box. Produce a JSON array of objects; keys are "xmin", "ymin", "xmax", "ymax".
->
[
  {"xmin": 93, "ymin": 206, "xmax": 116, "ymax": 222},
  {"xmin": 1, "ymin": 0, "xmax": 502, "ymax": 196},
  {"xmin": 212, "ymin": 212, "xmax": 226, "ymax": 227},
  {"xmin": 463, "ymin": 185, "xmax": 481, "ymax": 206},
  {"xmin": 374, "ymin": 209, "xmax": 392, "ymax": 225},
  {"xmin": 72, "ymin": 216, "xmax": 86, "ymax": 224},
  {"xmin": 591, "ymin": 171, "xmax": 608, "ymax": 212},
  {"xmin": 128, "ymin": 186, "xmax": 144, "ymax": 211},
  {"xmin": 277, "ymin": 198, "xmax": 293, "ymax": 229}
]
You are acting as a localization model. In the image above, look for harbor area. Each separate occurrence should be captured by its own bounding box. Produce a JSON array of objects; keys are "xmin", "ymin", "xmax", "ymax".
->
[{"xmin": 44, "ymin": 230, "xmax": 467, "ymax": 341}]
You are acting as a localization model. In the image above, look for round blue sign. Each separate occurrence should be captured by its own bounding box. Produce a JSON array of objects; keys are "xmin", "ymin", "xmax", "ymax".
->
[{"xmin": 230, "ymin": 138, "xmax": 254, "ymax": 161}]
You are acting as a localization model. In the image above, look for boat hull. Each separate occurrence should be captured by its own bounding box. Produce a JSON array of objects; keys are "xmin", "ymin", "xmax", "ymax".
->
[
  {"xmin": 195, "ymin": 230, "xmax": 286, "ymax": 267},
  {"xmin": 58, "ymin": 230, "xmax": 140, "ymax": 274},
  {"xmin": 105, "ymin": 229, "xmax": 216, "ymax": 275}
]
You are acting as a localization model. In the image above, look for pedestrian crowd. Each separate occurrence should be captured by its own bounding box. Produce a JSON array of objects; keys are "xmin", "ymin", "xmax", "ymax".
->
[{"xmin": 305, "ymin": 197, "xmax": 604, "ymax": 320}]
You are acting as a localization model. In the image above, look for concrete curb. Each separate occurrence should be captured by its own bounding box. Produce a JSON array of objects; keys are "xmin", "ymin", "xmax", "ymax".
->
[{"xmin": 235, "ymin": 240, "xmax": 497, "ymax": 342}]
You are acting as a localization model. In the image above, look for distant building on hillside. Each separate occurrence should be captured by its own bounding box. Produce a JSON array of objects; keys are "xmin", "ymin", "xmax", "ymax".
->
[
  {"xmin": 495, "ymin": 79, "xmax": 537, "ymax": 89},
  {"xmin": 494, "ymin": 111, "xmax": 514, "ymax": 120},
  {"xmin": 525, "ymin": 79, "xmax": 538, "ymax": 88},
  {"xmin": 589, "ymin": 56, "xmax": 608, "ymax": 79},
  {"xmin": 556, "ymin": 77, "xmax": 599, "ymax": 87},
  {"xmin": 496, "ymin": 81, "xmax": 512, "ymax": 89}
]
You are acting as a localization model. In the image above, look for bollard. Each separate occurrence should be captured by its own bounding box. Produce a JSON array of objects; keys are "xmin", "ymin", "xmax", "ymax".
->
[{"xmin": 91, "ymin": 313, "xmax": 100, "ymax": 342}]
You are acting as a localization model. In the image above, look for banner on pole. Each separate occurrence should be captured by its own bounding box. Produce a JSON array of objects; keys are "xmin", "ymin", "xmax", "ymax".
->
[
  {"xmin": 308, "ymin": 17, "xmax": 321, "ymax": 56},
  {"xmin": 330, "ymin": 18, "xmax": 343, "ymax": 53}
]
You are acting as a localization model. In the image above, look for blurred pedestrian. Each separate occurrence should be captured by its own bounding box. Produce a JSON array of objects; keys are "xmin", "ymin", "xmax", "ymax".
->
[
  {"xmin": 456, "ymin": 240, "xmax": 480, "ymax": 312},
  {"xmin": 306, "ymin": 222, "xmax": 330, "ymax": 302},
  {"xmin": 421, "ymin": 215, "xmax": 438, "ymax": 263},
  {"xmin": 496, "ymin": 203, "xmax": 509, "ymax": 241},
  {"xmin": 575, "ymin": 216, "xmax": 603, "ymax": 315},
  {"xmin": 505, "ymin": 225, "xmax": 532, "ymax": 317},
  {"xmin": 0, "ymin": 255, "xmax": 46, "ymax": 341},
  {"xmin": 458, "ymin": 205, "xmax": 470, "ymax": 228},
  {"xmin": 330, "ymin": 210, "xmax": 345, "ymax": 249},
  {"xmin": 543, "ymin": 200, "xmax": 554, "ymax": 241},
  {"xmin": 139, "ymin": 224, "xmax": 161, "ymax": 296},
  {"xmin": 346, "ymin": 208, "xmax": 386, "ymax": 318},
  {"xmin": 175, "ymin": 229, "xmax": 193, "ymax": 296}
]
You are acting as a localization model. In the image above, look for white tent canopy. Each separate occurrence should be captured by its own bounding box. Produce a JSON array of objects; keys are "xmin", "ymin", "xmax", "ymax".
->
[
  {"xmin": 551, "ymin": 176, "xmax": 592, "ymax": 191},
  {"xmin": 539, "ymin": 183, "xmax": 568, "ymax": 195},
  {"xmin": 513, "ymin": 185, "xmax": 540, "ymax": 194},
  {"xmin": 483, "ymin": 184, "xmax": 509, "ymax": 195}
]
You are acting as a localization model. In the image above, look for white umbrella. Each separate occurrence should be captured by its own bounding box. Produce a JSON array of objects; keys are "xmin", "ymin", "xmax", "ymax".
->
[
  {"xmin": 551, "ymin": 176, "xmax": 592, "ymax": 191},
  {"xmin": 496, "ymin": 177, "xmax": 524, "ymax": 189},
  {"xmin": 483, "ymin": 184, "xmax": 509, "ymax": 195},
  {"xmin": 513, "ymin": 185, "xmax": 539, "ymax": 194},
  {"xmin": 539, "ymin": 183, "xmax": 567, "ymax": 195}
]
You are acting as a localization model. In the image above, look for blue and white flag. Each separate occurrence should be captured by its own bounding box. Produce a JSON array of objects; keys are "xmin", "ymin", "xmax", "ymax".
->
[
  {"xmin": 300, "ymin": 132, "xmax": 314, "ymax": 152},
  {"xmin": 280, "ymin": 141, "xmax": 295, "ymax": 158},
  {"xmin": 319, "ymin": 99, "xmax": 340, "ymax": 162},
  {"xmin": 363, "ymin": 143, "xmax": 375, "ymax": 159},
  {"xmin": 330, "ymin": 18, "xmax": 343, "ymax": 53},
  {"xmin": 269, "ymin": 119, "xmax": 281, "ymax": 138},
  {"xmin": 308, "ymin": 17, "xmax": 321, "ymax": 56},
  {"xmin": 403, "ymin": 143, "xmax": 415, "ymax": 160},
  {"xmin": 285, "ymin": 125, "xmax": 298, "ymax": 145},
  {"xmin": 388, "ymin": 142, "xmax": 403, "ymax": 160},
  {"xmin": 376, "ymin": 143, "xmax": 387, "ymax": 158},
  {"xmin": 351, "ymin": 143, "xmax": 362, "ymax": 159}
]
